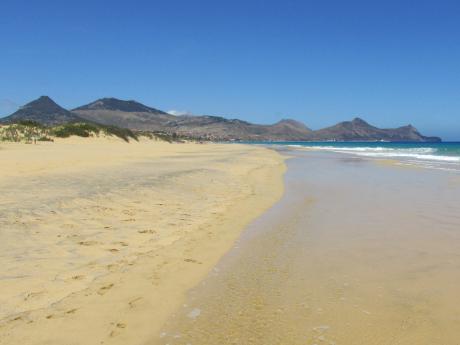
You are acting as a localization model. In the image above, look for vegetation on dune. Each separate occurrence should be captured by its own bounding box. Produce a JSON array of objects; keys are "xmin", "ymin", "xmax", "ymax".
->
[
  {"xmin": 102, "ymin": 125, "xmax": 139, "ymax": 142},
  {"xmin": 0, "ymin": 122, "xmax": 53, "ymax": 143},
  {"xmin": 51, "ymin": 123, "xmax": 99, "ymax": 138},
  {"xmin": 16, "ymin": 120, "xmax": 46, "ymax": 128},
  {"xmin": 146, "ymin": 131, "xmax": 181, "ymax": 143},
  {"xmin": 0, "ymin": 121, "xmax": 199, "ymax": 144},
  {"xmin": 52, "ymin": 123, "xmax": 138, "ymax": 142}
]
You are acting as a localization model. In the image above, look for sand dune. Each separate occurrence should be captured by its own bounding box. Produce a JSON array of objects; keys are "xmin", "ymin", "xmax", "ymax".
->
[{"xmin": 0, "ymin": 137, "xmax": 285, "ymax": 345}]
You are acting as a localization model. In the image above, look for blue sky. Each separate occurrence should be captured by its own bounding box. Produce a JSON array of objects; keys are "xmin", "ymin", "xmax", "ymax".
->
[{"xmin": 1, "ymin": 0, "xmax": 459, "ymax": 139}]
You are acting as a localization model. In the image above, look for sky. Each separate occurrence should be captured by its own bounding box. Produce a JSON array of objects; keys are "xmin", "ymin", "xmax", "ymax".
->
[{"xmin": 1, "ymin": 0, "xmax": 459, "ymax": 140}]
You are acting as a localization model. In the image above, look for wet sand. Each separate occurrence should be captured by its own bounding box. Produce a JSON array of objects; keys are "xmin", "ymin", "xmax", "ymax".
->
[
  {"xmin": 0, "ymin": 138, "xmax": 285, "ymax": 345},
  {"xmin": 158, "ymin": 150, "xmax": 460, "ymax": 344}
]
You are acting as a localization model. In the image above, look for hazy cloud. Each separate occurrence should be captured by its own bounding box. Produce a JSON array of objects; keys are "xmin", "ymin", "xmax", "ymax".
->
[
  {"xmin": 167, "ymin": 110, "xmax": 193, "ymax": 116},
  {"xmin": 0, "ymin": 99, "xmax": 19, "ymax": 116}
]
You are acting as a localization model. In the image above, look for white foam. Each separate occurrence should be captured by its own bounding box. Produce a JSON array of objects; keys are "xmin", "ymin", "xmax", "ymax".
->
[
  {"xmin": 293, "ymin": 146, "xmax": 460, "ymax": 163},
  {"xmin": 352, "ymin": 152, "xmax": 460, "ymax": 162}
]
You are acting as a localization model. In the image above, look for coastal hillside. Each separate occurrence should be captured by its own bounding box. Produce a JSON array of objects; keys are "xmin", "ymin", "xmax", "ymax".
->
[
  {"xmin": 307, "ymin": 117, "xmax": 441, "ymax": 142},
  {"xmin": 73, "ymin": 98, "xmax": 313, "ymax": 141},
  {"xmin": 0, "ymin": 96, "xmax": 83, "ymax": 126},
  {"xmin": 1, "ymin": 96, "xmax": 441, "ymax": 142},
  {"xmin": 74, "ymin": 97, "xmax": 169, "ymax": 114},
  {"xmin": 162, "ymin": 116, "xmax": 313, "ymax": 141},
  {"xmin": 72, "ymin": 98, "xmax": 177, "ymax": 132}
]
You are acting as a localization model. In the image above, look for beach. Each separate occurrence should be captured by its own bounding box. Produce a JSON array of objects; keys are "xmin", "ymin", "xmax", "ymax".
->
[
  {"xmin": 2, "ymin": 0, "xmax": 458, "ymax": 343},
  {"xmin": 158, "ymin": 148, "xmax": 460, "ymax": 344},
  {"xmin": 0, "ymin": 138, "xmax": 285, "ymax": 345},
  {"xmin": 2, "ymin": 139, "xmax": 460, "ymax": 345}
]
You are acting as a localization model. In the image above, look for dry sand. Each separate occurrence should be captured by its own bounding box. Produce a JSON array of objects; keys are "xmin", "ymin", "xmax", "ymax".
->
[{"xmin": 0, "ymin": 137, "xmax": 285, "ymax": 345}]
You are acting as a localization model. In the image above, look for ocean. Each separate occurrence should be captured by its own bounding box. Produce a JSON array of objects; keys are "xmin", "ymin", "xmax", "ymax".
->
[
  {"xmin": 159, "ymin": 148, "xmax": 460, "ymax": 344},
  {"xmin": 255, "ymin": 141, "xmax": 460, "ymax": 172}
]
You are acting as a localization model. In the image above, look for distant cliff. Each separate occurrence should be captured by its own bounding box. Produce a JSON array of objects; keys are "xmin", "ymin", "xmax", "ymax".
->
[{"xmin": 1, "ymin": 96, "xmax": 441, "ymax": 142}]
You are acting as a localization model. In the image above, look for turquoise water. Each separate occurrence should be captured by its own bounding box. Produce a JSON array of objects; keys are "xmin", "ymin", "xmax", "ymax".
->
[{"xmin": 252, "ymin": 141, "xmax": 460, "ymax": 172}]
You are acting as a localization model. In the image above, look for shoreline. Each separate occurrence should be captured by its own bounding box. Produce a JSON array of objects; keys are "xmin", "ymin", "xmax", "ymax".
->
[
  {"xmin": 0, "ymin": 138, "xmax": 286, "ymax": 345},
  {"xmin": 157, "ymin": 148, "xmax": 460, "ymax": 344}
]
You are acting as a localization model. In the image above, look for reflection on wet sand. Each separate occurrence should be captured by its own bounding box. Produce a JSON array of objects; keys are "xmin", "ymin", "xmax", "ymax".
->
[{"xmin": 157, "ymin": 151, "xmax": 460, "ymax": 345}]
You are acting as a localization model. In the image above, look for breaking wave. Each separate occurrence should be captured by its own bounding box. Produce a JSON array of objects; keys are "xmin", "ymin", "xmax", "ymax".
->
[{"xmin": 287, "ymin": 145, "xmax": 460, "ymax": 163}]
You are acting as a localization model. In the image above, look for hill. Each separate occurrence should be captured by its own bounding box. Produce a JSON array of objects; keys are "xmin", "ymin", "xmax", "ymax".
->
[
  {"xmin": 307, "ymin": 118, "xmax": 440, "ymax": 142},
  {"xmin": 74, "ymin": 97, "xmax": 169, "ymax": 114},
  {"xmin": 72, "ymin": 98, "xmax": 176, "ymax": 131},
  {"xmin": 163, "ymin": 116, "xmax": 313, "ymax": 141},
  {"xmin": 1, "ymin": 96, "xmax": 441, "ymax": 142},
  {"xmin": 0, "ymin": 96, "xmax": 83, "ymax": 126},
  {"xmin": 73, "ymin": 98, "xmax": 313, "ymax": 141}
]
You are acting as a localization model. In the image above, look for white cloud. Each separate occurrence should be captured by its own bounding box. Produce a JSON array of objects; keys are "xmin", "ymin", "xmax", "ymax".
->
[{"xmin": 167, "ymin": 109, "xmax": 193, "ymax": 116}]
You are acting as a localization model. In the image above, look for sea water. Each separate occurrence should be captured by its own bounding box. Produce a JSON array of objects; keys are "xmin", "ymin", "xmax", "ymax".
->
[
  {"xmin": 256, "ymin": 141, "xmax": 460, "ymax": 172},
  {"xmin": 157, "ymin": 149, "xmax": 460, "ymax": 345}
]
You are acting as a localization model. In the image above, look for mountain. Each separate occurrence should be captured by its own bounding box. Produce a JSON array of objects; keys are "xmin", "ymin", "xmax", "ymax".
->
[
  {"xmin": 0, "ymin": 96, "xmax": 83, "ymax": 125},
  {"xmin": 74, "ymin": 97, "xmax": 168, "ymax": 114},
  {"xmin": 73, "ymin": 98, "xmax": 438, "ymax": 141},
  {"xmin": 72, "ymin": 98, "xmax": 313, "ymax": 140},
  {"xmin": 0, "ymin": 96, "xmax": 441, "ymax": 142},
  {"xmin": 306, "ymin": 117, "xmax": 440, "ymax": 142},
  {"xmin": 72, "ymin": 98, "xmax": 176, "ymax": 131},
  {"xmin": 163, "ymin": 116, "xmax": 313, "ymax": 140}
]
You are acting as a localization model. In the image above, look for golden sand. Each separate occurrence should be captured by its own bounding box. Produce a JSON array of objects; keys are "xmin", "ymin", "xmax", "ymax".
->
[{"xmin": 0, "ymin": 137, "xmax": 285, "ymax": 345}]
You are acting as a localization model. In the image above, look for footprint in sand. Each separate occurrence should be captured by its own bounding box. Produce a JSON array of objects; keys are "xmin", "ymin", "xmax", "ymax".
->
[
  {"xmin": 122, "ymin": 218, "xmax": 136, "ymax": 222},
  {"xmin": 24, "ymin": 291, "xmax": 45, "ymax": 301},
  {"xmin": 78, "ymin": 240, "xmax": 99, "ymax": 246},
  {"xmin": 46, "ymin": 309, "xmax": 78, "ymax": 320},
  {"xmin": 184, "ymin": 258, "xmax": 202, "ymax": 264},
  {"xmin": 107, "ymin": 261, "xmax": 128, "ymax": 271},
  {"xmin": 138, "ymin": 229, "xmax": 156, "ymax": 234},
  {"xmin": 109, "ymin": 322, "xmax": 127, "ymax": 337},
  {"xmin": 98, "ymin": 283, "xmax": 114, "ymax": 295},
  {"xmin": 128, "ymin": 297, "xmax": 142, "ymax": 309},
  {"xmin": 71, "ymin": 275, "xmax": 85, "ymax": 281}
]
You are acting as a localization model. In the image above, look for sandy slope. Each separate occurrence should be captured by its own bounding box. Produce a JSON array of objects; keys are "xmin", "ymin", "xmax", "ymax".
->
[{"xmin": 0, "ymin": 137, "xmax": 285, "ymax": 345}]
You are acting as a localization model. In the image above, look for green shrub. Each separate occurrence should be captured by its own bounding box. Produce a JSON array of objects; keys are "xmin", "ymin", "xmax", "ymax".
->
[
  {"xmin": 52, "ymin": 123, "xmax": 100, "ymax": 138},
  {"xmin": 102, "ymin": 126, "xmax": 138, "ymax": 142},
  {"xmin": 50, "ymin": 122, "xmax": 138, "ymax": 142},
  {"xmin": 16, "ymin": 120, "xmax": 45, "ymax": 128}
]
